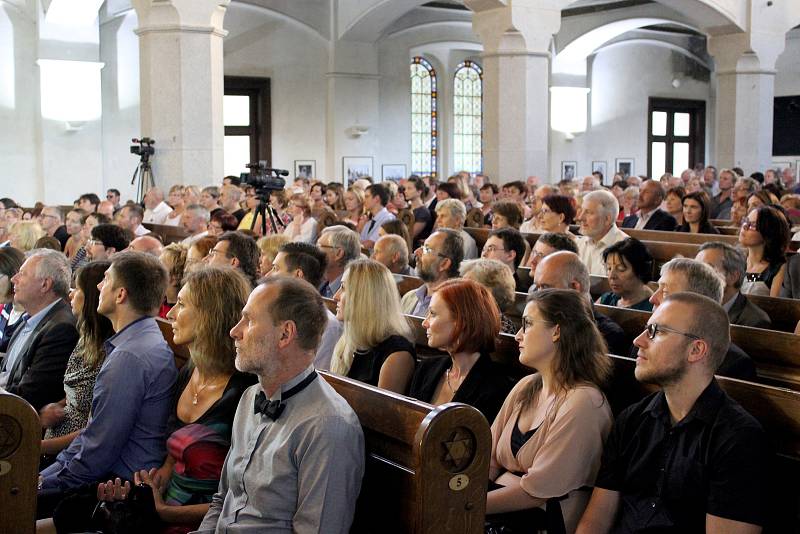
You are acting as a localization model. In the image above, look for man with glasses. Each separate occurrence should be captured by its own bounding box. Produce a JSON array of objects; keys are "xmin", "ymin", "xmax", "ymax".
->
[
  {"xmin": 481, "ymin": 228, "xmax": 527, "ymax": 291},
  {"xmin": 106, "ymin": 189, "xmax": 121, "ymax": 212},
  {"xmin": 316, "ymin": 225, "xmax": 361, "ymax": 298},
  {"xmin": 86, "ymin": 224, "xmax": 129, "ymax": 261},
  {"xmin": 401, "ymin": 229, "xmax": 463, "ymax": 316},
  {"xmin": 37, "ymin": 206, "xmax": 69, "ymax": 250},
  {"xmin": 648, "ymin": 257, "xmax": 755, "ymax": 380},
  {"xmin": 577, "ymin": 292, "xmax": 769, "ymax": 534},
  {"xmin": 204, "ymin": 231, "xmax": 260, "ymax": 286}
]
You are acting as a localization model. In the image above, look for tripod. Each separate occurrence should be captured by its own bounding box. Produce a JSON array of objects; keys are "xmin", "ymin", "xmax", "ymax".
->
[
  {"xmin": 131, "ymin": 157, "xmax": 155, "ymax": 203},
  {"xmin": 250, "ymin": 194, "xmax": 285, "ymax": 235}
]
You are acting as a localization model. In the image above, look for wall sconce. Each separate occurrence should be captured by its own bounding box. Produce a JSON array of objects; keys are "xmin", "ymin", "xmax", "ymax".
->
[
  {"xmin": 346, "ymin": 125, "xmax": 370, "ymax": 138},
  {"xmin": 550, "ymin": 86, "xmax": 590, "ymax": 137}
]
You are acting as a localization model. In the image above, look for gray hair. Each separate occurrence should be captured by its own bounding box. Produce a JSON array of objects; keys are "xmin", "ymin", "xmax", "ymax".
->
[
  {"xmin": 321, "ymin": 225, "xmax": 361, "ymax": 265},
  {"xmin": 377, "ymin": 234, "xmax": 408, "ymax": 266},
  {"xmin": 660, "ymin": 257, "xmax": 724, "ymax": 303},
  {"xmin": 42, "ymin": 206, "xmax": 64, "ymax": 222},
  {"xmin": 185, "ymin": 204, "xmax": 211, "ymax": 223},
  {"xmin": 561, "ymin": 252, "xmax": 591, "ymax": 296},
  {"xmin": 460, "ymin": 258, "xmax": 515, "ymax": 311},
  {"xmin": 697, "ymin": 242, "xmax": 747, "ymax": 289},
  {"xmin": 436, "ymin": 198, "xmax": 467, "ymax": 223},
  {"xmin": 28, "ymin": 249, "xmax": 71, "ymax": 298},
  {"xmin": 735, "ymin": 176, "xmax": 759, "ymax": 195},
  {"xmin": 584, "ymin": 189, "xmax": 620, "ymax": 222}
]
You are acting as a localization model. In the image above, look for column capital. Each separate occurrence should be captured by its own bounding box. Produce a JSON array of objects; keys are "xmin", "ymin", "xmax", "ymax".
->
[
  {"xmin": 131, "ymin": 0, "xmax": 229, "ymax": 33},
  {"xmin": 465, "ymin": 0, "xmax": 564, "ymax": 55}
]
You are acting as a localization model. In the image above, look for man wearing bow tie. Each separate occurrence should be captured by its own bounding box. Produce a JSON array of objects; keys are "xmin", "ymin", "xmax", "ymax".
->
[{"xmin": 193, "ymin": 276, "xmax": 364, "ymax": 534}]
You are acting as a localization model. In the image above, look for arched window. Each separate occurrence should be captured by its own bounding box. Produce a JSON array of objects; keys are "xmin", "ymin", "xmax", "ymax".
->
[
  {"xmin": 410, "ymin": 57, "xmax": 437, "ymax": 178},
  {"xmin": 453, "ymin": 60, "xmax": 483, "ymax": 175}
]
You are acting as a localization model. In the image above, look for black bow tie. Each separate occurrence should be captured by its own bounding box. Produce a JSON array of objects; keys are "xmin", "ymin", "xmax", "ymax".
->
[{"xmin": 253, "ymin": 370, "xmax": 318, "ymax": 421}]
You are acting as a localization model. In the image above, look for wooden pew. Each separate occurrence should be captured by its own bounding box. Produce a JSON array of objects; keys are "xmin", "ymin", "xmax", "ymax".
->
[
  {"xmin": 320, "ymin": 372, "xmax": 491, "ymax": 534},
  {"xmin": 142, "ymin": 223, "xmax": 189, "ymax": 245},
  {"xmin": 623, "ymin": 227, "xmax": 739, "ymax": 246},
  {"xmin": 0, "ymin": 390, "xmax": 40, "ymax": 534}
]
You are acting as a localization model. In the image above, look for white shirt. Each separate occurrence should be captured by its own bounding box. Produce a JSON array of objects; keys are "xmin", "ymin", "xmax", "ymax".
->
[
  {"xmin": 133, "ymin": 224, "xmax": 149, "ymax": 237},
  {"xmin": 143, "ymin": 201, "xmax": 173, "ymax": 225},
  {"xmin": 576, "ymin": 225, "xmax": 629, "ymax": 276},
  {"xmin": 634, "ymin": 208, "xmax": 655, "ymax": 230}
]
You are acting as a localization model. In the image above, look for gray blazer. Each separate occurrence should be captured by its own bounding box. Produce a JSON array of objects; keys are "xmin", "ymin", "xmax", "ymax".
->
[
  {"xmin": 780, "ymin": 254, "xmax": 800, "ymax": 299},
  {"xmin": 728, "ymin": 293, "xmax": 771, "ymax": 330}
]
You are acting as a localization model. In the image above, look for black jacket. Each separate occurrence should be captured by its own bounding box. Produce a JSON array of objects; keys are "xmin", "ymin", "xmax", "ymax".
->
[
  {"xmin": 621, "ymin": 209, "xmax": 677, "ymax": 231},
  {"xmin": 4, "ymin": 299, "xmax": 78, "ymax": 410},
  {"xmin": 409, "ymin": 352, "xmax": 514, "ymax": 424}
]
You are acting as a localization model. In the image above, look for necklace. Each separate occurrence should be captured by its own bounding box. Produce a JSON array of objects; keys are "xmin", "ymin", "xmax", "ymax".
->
[
  {"xmin": 191, "ymin": 373, "xmax": 225, "ymax": 405},
  {"xmin": 445, "ymin": 367, "xmax": 462, "ymax": 393}
]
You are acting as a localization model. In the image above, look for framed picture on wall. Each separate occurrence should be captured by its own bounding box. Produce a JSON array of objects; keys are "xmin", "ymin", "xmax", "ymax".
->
[
  {"xmin": 561, "ymin": 161, "xmax": 577, "ymax": 181},
  {"xmin": 615, "ymin": 158, "xmax": 635, "ymax": 178},
  {"xmin": 592, "ymin": 161, "xmax": 608, "ymax": 184},
  {"xmin": 382, "ymin": 164, "xmax": 406, "ymax": 182},
  {"xmin": 343, "ymin": 157, "xmax": 374, "ymax": 185},
  {"xmin": 294, "ymin": 160, "xmax": 316, "ymax": 179}
]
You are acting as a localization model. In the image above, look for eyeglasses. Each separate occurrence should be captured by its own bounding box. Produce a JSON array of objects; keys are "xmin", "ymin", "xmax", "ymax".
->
[
  {"xmin": 106, "ymin": 195, "xmax": 115, "ymax": 199},
  {"xmin": 644, "ymin": 322, "xmax": 701, "ymax": 341},
  {"xmin": 420, "ymin": 245, "xmax": 448, "ymax": 259},
  {"xmin": 528, "ymin": 283, "xmax": 553, "ymax": 292},
  {"xmin": 740, "ymin": 219, "xmax": 757, "ymax": 231},
  {"xmin": 521, "ymin": 316, "xmax": 553, "ymax": 333},
  {"xmin": 207, "ymin": 248, "xmax": 230, "ymax": 259},
  {"xmin": 483, "ymin": 245, "xmax": 506, "ymax": 253},
  {"xmin": 86, "ymin": 239, "xmax": 104, "ymax": 248}
]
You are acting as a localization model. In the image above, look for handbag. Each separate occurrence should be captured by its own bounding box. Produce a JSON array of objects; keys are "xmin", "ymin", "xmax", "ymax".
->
[{"xmin": 89, "ymin": 482, "xmax": 161, "ymax": 534}]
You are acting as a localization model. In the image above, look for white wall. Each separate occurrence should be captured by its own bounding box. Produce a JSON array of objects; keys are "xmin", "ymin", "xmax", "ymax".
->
[{"xmin": 549, "ymin": 42, "xmax": 713, "ymax": 183}]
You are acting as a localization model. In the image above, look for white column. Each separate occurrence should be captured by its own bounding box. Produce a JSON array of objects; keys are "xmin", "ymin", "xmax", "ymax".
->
[
  {"xmin": 467, "ymin": 1, "xmax": 562, "ymax": 184},
  {"xmin": 131, "ymin": 0, "xmax": 229, "ymax": 189}
]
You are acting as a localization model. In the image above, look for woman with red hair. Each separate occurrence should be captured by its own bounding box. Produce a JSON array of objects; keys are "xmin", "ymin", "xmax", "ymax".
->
[{"xmin": 409, "ymin": 278, "xmax": 514, "ymax": 422}]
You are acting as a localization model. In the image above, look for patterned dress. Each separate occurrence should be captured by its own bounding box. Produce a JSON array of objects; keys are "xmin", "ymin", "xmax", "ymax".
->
[
  {"xmin": 161, "ymin": 365, "xmax": 256, "ymax": 534},
  {"xmin": 44, "ymin": 347, "xmax": 101, "ymax": 439}
]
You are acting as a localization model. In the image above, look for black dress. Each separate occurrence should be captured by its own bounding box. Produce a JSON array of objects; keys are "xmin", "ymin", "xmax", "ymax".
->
[
  {"xmin": 347, "ymin": 334, "xmax": 416, "ymax": 389},
  {"xmin": 408, "ymin": 352, "xmax": 514, "ymax": 424}
]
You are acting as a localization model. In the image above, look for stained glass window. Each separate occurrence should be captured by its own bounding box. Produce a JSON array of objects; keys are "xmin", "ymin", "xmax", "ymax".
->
[
  {"xmin": 453, "ymin": 60, "xmax": 482, "ymax": 174},
  {"xmin": 410, "ymin": 57, "xmax": 437, "ymax": 178}
]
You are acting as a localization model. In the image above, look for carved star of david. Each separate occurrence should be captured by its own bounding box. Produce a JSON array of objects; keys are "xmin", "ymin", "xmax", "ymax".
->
[
  {"xmin": 442, "ymin": 428, "xmax": 475, "ymax": 471},
  {"xmin": 0, "ymin": 415, "xmax": 22, "ymax": 459}
]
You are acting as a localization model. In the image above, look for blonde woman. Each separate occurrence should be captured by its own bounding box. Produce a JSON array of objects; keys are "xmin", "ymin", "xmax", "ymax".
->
[
  {"xmin": 343, "ymin": 186, "xmax": 366, "ymax": 231},
  {"xmin": 158, "ymin": 243, "xmax": 188, "ymax": 318},
  {"xmin": 460, "ymin": 258, "xmax": 518, "ymax": 334},
  {"xmin": 9, "ymin": 220, "xmax": 46, "ymax": 251},
  {"xmin": 283, "ymin": 193, "xmax": 318, "ymax": 243},
  {"xmin": 256, "ymin": 234, "xmax": 291, "ymax": 276},
  {"xmin": 331, "ymin": 259, "xmax": 416, "ymax": 394},
  {"xmin": 164, "ymin": 185, "xmax": 186, "ymax": 227},
  {"xmin": 182, "ymin": 185, "xmax": 201, "ymax": 207}
]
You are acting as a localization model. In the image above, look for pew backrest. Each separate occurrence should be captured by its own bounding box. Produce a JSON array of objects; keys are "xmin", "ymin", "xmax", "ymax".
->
[
  {"xmin": 142, "ymin": 222, "xmax": 189, "ymax": 245},
  {"xmin": 0, "ymin": 390, "xmax": 40, "ymax": 534}
]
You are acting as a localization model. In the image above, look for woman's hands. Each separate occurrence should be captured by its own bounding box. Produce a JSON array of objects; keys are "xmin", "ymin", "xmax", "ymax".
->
[{"xmin": 96, "ymin": 469, "xmax": 168, "ymax": 513}]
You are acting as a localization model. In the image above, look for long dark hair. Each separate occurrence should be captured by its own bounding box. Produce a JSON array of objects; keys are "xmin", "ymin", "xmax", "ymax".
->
[
  {"xmin": 682, "ymin": 191, "xmax": 712, "ymax": 226},
  {"xmin": 74, "ymin": 261, "xmax": 114, "ymax": 369},
  {"xmin": 755, "ymin": 205, "xmax": 790, "ymax": 265},
  {"xmin": 517, "ymin": 289, "xmax": 612, "ymax": 410},
  {"xmin": 0, "ymin": 247, "xmax": 25, "ymax": 302}
]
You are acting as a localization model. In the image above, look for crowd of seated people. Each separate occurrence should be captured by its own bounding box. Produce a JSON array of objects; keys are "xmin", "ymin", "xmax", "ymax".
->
[{"xmin": 0, "ymin": 163, "xmax": 798, "ymax": 532}]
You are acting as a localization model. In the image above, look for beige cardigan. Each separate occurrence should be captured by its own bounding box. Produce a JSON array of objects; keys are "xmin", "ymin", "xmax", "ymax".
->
[{"xmin": 490, "ymin": 374, "xmax": 613, "ymax": 533}]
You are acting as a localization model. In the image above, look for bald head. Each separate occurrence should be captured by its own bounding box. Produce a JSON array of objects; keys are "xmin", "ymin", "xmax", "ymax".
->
[
  {"xmin": 128, "ymin": 235, "xmax": 163, "ymax": 256},
  {"xmin": 97, "ymin": 201, "xmax": 115, "ymax": 218},
  {"xmin": 533, "ymin": 250, "xmax": 590, "ymax": 295}
]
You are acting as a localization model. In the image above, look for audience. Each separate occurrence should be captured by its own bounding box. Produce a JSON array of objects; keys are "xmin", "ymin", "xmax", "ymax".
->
[
  {"xmin": 696, "ymin": 242, "xmax": 772, "ymax": 329},
  {"xmin": 317, "ymin": 225, "xmax": 361, "ymax": 298},
  {"xmin": 87, "ymin": 223, "xmax": 129, "ymax": 261},
  {"xmin": 343, "ymin": 186, "xmax": 366, "ymax": 230},
  {"xmin": 403, "ymin": 176, "xmax": 434, "ymax": 247},
  {"xmin": 460, "ymin": 259, "xmax": 518, "ymax": 334},
  {"xmin": 482, "ymin": 227, "xmax": 527, "ymax": 291},
  {"xmin": 620, "ymin": 179, "xmax": 677, "ymax": 230},
  {"xmin": 360, "ymin": 183, "xmax": 396, "ymax": 249},
  {"xmin": 379, "ymin": 219, "xmax": 413, "ymax": 256},
  {"xmin": 268, "ymin": 241, "xmax": 342, "ymax": 370},
  {"xmin": 664, "ymin": 185, "xmax": 685, "ymax": 225},
  {"xmin": 491, "ymin": 200, "xmax": 524, "ymax": 230},
  {"xmin": 533, "ymin": 251, "xmax": 630, "ymax": 356},
  {"xmin": 219, "ymin": 184, "xmax": 246, "ymax": 222},
  {"xmin": 577, "ymin": 292, "xmax": 769, "ymax": 533},
  {"xmin": 143, "ymin": 187, "xmax": 173, "ymax": 225},
  {"xmin": 159, "ymin": 243, "xmax": 188, "ymax": 318},
  {"xmin": 527, "ymin": 232, "xmax": 578, "ymax": 274},
  {"xmin": 77, "ymin": 193, "xmax": 100, "ymax": 214},
  {"xmin": 2, "ymin": 250, "xmax": 78, "ymax": 410},
  {"xmin": 116, "ymin": 204, "xmax": 148, "ymax": 237},
  {"xmin": 575, "ymin": 190, "xmax": 628, "ymax": 275},
  {"xmin": 597, "ymin": 238, "xmax": 654, "ymax": 311},
  {"xmin": 62, "ymin": 209, "xmax": 86, "ymax": 258},
  {"xmin": 283, "ymin": 193, "xmax": 318, "ymax": 243},
  {"xmin": 163, "ymin": 185, "xmax": 186, "ymax": 227},
  {"xmin": 127, "ymin": 235, "xmax": 163, "ymax": 256},
  {"xmin": 782, "ymin": 253, "xmax": 800, "ymax": 299},
  {"xmin": 180, "ymin": 204, "xmax": 211, "ymax": 246},
  {"xmin": 372, "ymin": 234, "xmax": 412, "ymax": 275},
  {"xmin": 435, "ymin": 198, "xmax": 479, "ymax": 259},
  {"xmin": 739, "ymin": 205, "xmax": 789, "ymax": 297},
  {"xmin": 676, "ymin": 190, "xmax": 719, "ymax": 234},
  {"xmin": 9, "ymin": 220, "xmax": 46, "ymax": 251},
  {"xmin": 324, "ymin": 182, "xmax": 347, "ymax": 211},
  {"xmin": 185, "ymin": 235, "xmax": 217, "ymax": 273},
  {"xmin": 649, "ymin": 257, "xmax": 756, "ymax": 380},
  {"xmin": 710, "ymin": 168, "xmax": 736, "ymax": 219},
  {"xmin": 402, "ymin": 228, "xmax": 464, "ymax": 316},
  {"xmin": 487, "ymin": 289, "xmax": 612, "ymax": 533},
  {"xmin": 39, "ymin": 261, "xmax": 113, "ymax": 461},
  {"xmin": 37, "ymin": 206, "xmax": 69, "ymax": 250},
  {"xmin": 255, "ymin": 233, "xmax": 290, "ymax": 277},
  {"xmin": 0, "ymin": 246, "xmax": 25, "ymax": 351},
  {"xmin": 204, "ymin": 231, "xmax": 260, "ymax": 286},
  {"xmin": 536, "ymin": 194, "xmax": 576, "ymax": 234},
  {"xmin": 331, "ymin": 259, "xmax": 416, "ymax": 393},
  {"xmin": 36, "ymin": 252, "xmax": 176, "ymax": 520},
  {"xmin": 195, "ymin": 276, "xmax": 364, "ymax": 533},
  {"xmin": 208, "ymin": 210, "xmax": 239, "ymax": 237},
  {"xmin": 409, "ymin": 278, "xmax": 513, "ymax": 421},
  {"xmin": 199, "ymin": 186, "xmax": 222, "ymax": 215}
]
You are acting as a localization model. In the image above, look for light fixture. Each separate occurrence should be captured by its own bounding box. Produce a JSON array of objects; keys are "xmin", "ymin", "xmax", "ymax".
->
[{"xmin": 346, "ymin": 125, "xmax": 370, "ymax": 138}]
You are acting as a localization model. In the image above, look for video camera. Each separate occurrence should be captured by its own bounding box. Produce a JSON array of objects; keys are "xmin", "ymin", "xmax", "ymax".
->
[
  {"xmin": 243, "ymin": 160, "xmax": 288, "ymax": 193},
  {"xmin": 130, "ymin": 137, "xmax": 155, "ymax": 162}
]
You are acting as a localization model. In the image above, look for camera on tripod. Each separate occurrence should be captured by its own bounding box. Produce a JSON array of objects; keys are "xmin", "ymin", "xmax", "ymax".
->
[
  {"xmin": 130, "ymin": 138, "xmax": 155, "ymax": 160},
  {"xmin": 244, "ymin": 160, "xmax": 288, "ymax": 194}
]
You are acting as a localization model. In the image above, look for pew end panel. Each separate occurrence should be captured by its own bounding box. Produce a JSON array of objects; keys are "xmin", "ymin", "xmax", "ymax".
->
[
  {"xmin": 0, "ymin": 391, "xmax": 40, "ymax": 534},
  {"xmin": 320, "ymin": 372, "xmax": 491, "ymax": 534}
]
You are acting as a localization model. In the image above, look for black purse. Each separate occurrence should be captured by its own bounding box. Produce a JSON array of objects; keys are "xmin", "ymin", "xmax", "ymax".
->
[{"xmin": 89, "ymin": 483, "xmax": 161, "ymax": 534}]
